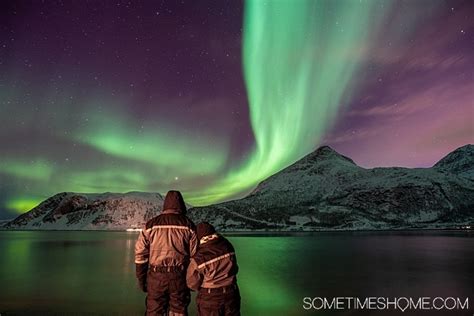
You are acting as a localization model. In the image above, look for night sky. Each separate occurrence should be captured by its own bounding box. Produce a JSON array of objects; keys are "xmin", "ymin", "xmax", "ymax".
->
[{"xmin": 0, "ymin": 0, "xmax": 473, "ymax": 219}]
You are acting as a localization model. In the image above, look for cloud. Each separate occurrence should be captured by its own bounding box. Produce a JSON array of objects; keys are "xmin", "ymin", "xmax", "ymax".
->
[{"xmin": 348, "ymin": 80, "xmax": 473, "ymax": 119}]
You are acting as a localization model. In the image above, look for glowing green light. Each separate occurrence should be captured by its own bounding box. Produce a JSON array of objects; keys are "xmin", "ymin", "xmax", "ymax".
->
[
  {"xmin": 0, "ymin": 159, "xmax": 53, "ymax": 181},
  {"xmin": 189, "ymin": 0, "xmax": 390, "ymax": 205},
  {"xmin": 1, "ymin": 1, "xmax": 399, "ymax": 212},
  {"xmin": 76, "ymin": 109, "xmax": 229, "ymax": 178},
  {"xmin": 6, "ymin": 198, "xmax": 42, "ymax": 213},
  {"xmin": 231, "ymin": 237, "xmax": 298, "ymax": 313}
]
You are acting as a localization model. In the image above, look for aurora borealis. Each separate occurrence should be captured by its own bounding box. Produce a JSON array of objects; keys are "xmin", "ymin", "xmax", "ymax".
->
[{"xmin": 0, "ymin": 0, "xmax": 473, "ymax": 219}]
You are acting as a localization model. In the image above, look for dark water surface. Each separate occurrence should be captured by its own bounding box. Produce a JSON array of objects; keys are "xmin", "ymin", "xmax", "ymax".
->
[{"xmin": 0, "ymin": 231, "xmax": 472, "ymax": 315}]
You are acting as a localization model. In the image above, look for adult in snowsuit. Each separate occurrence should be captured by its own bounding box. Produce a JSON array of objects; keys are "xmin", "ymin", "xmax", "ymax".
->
[
  {"xmin": 135, "ymin": 190, "xmax": 197, "ymax": 316},
  {"xmin": 186, "ymin": 222, "xmax": 240, "ymax": 316}
]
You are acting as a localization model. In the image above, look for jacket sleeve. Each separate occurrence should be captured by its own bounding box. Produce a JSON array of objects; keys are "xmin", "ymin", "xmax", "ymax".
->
[
  {"xmin": 135, "ymin": 228, "xmax": 150, "ymax": 289},
  {"xmin": 189, "ymin": 230, "xmax": 198, "ymax": 257},
  {"xmin": 135, "ymin": 228, "xmax": 150, "ymax": 265},
  {"xmin": 186, "ymin": 258, "xmax": 203, "ymax": 291}
]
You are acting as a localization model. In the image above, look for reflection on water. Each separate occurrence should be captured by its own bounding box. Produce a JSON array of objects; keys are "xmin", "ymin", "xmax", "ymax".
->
[{"xmin": 0, "ymin": 231, "xmax": 472, "ymax": 315}]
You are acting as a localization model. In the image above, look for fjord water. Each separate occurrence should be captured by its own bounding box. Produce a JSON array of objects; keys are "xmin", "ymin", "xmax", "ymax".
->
[{"xmin": 0, "ymin": 231, "xmax": 472, "ymax": 315}]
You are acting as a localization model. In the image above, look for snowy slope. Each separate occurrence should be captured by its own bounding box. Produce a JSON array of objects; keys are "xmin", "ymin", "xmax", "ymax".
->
[
  {"xmin": 433, "ymin": 144, "xmax": 474, "ymax": 179},
  {"xmin": 5, "ymin": 145, "xmax": 473, "ymax": 231},
  {"xmin": 5, "ymin": 192, "xmax": 165, "ymax": 230},
  {"xmin": 0, "ymin": 219, "xmax": 12, "ymax": 228},
  {"xmin": 188, "ymin": 145, "xmax": 474, "ymax": 231}
]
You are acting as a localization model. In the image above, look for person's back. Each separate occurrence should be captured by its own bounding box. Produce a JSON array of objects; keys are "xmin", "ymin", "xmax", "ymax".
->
[
  {"xmin": 135, "ymin": 190, "xmax": 197, "ymax": 316},
  {"xmin": 186, "ymin": 222, "xmax": 240, "ymax": 316}
]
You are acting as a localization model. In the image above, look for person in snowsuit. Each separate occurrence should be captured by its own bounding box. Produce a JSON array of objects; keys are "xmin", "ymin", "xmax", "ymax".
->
[
  {"xmin": 186, "ymin": 222, "xmax": 240, "ymax": 316},
  {"xmin": 135, "ymin": 190, "xmax": 197, "ymax": 316}
]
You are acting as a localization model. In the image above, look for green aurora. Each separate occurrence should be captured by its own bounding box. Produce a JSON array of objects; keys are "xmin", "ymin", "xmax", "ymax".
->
[
  {"xmin": 186, "ymin": 0, "xmax": 391, "ymax": 204},
  {"xmin": 3, "ymin": 0, "xmax": 394, "ymax": 213}
]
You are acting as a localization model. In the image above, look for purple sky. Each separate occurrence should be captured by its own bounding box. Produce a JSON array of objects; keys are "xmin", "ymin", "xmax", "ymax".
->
[
  {"xmin": 0, "ymin": 0, "xmax": 473, "ymax": 218},
  {"xmin": 322, "ymin": 0, "xmax": 473, "ymax": 167}
]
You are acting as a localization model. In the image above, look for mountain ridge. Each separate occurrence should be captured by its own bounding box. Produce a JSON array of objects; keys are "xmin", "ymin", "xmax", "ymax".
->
[
  {"xmin": 3, "ymin": 144, "xmax": 473, "ymax": 231},
  {"xmin": 433, "ymin": 144, "xmax": 474, "ymax": 179},
  {"xmin": 188, "ymin": 144, "xmax": 473, "ymax": 230},
  {"xmin": 5, "ymin": 192, "xmax": 166, "ymax": 230}
]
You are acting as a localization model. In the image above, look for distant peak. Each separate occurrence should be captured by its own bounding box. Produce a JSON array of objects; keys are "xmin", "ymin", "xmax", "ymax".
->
[
  {"xmin": 454, "ymin": 144, "xmax": 473, "ymax": 152},
  {"xmin": 304, "ymin": 145, "xmax": 356, "ymax": 164},
  {"xmin": 435, "ymin": 144, "xmax": 473, "ymax": 164},
  {"xmin": 433, "ymin": 144, "xmax": 473, "ymax": 176},
  {"xmin": 314, "ymin": 145, "xmax": 338, "ymax": 154}
]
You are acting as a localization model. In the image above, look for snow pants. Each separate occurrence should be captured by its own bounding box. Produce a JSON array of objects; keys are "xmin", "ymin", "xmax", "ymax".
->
[
  {"xmin": 196, "ymin": 285, "xmax": 240, "ymax": 316},
  {"xmin": 146, "ymin": 269, "xmax": 190, "ymax": 316}
]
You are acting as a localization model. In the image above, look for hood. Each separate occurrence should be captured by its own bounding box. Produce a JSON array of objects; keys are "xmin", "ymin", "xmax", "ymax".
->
[
  {"xmin": 196, "ymin": 222, "xmax": 216, "ymax": 240},
  {"xmin": 162, "ymin": 190, "xmax": 187, "ymax": 214}
]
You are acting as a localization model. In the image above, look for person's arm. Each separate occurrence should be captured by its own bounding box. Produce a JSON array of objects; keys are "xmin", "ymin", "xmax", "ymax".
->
[
  {"xmin": 135, "ymin": 228, "xmax": 150, "ymax": 292},
  {"xmin": 189, "ymin": 229, "xmax": 198, "ymax": 257},
  {"xmin": 186, "ymin": 258, "xmax": 203, "ymax": 291}
]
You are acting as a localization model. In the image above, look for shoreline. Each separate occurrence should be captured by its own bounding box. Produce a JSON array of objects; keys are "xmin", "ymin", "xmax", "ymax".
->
[{"xmin": 1, "ymin": 227, "xmax": 472, "ymax": 234}]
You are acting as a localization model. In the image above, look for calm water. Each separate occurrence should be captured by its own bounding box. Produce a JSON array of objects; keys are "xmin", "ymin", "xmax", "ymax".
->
[{"xmin": 0, "ymin": 231, "xmax": 472, "ymax": 315}]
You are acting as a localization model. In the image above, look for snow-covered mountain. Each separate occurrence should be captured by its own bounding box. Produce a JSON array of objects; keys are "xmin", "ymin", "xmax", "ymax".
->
[
  {"xmin": 187, "ymin": 145, "xmax": 474, "ymax": 231},
  {"xmin": 4, "ymin": 192, "xmax": 165, "ymax": 230},
  {"xmin": 3, "ymin": 145, "xmax": 473, "ymax": 231},
  {"xmin": 0, "ymin": 219, "xmax": 12, "ymax": 228},
  {"xmin": 433, "ymin": 144, "xmax": 474, "ymax": 179}
]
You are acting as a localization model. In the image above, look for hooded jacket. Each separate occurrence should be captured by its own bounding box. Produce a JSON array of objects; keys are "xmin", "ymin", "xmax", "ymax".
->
[
  {"xmin": 186, "ymin": 232, "xmax": 238, "ymax": 290},
  {"xmin": 135, "ymin": 191, "xmax": 197, "ymax": 279}
]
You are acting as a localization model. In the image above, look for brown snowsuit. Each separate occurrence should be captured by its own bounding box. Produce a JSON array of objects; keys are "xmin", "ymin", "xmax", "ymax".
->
[
  {"xmin": 135, "ymin": 190, "xmax": 197, "ymax": 316},
  {"xmin": 186, "ymin": 222, "xmax": 240, "ymax": 316}
]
